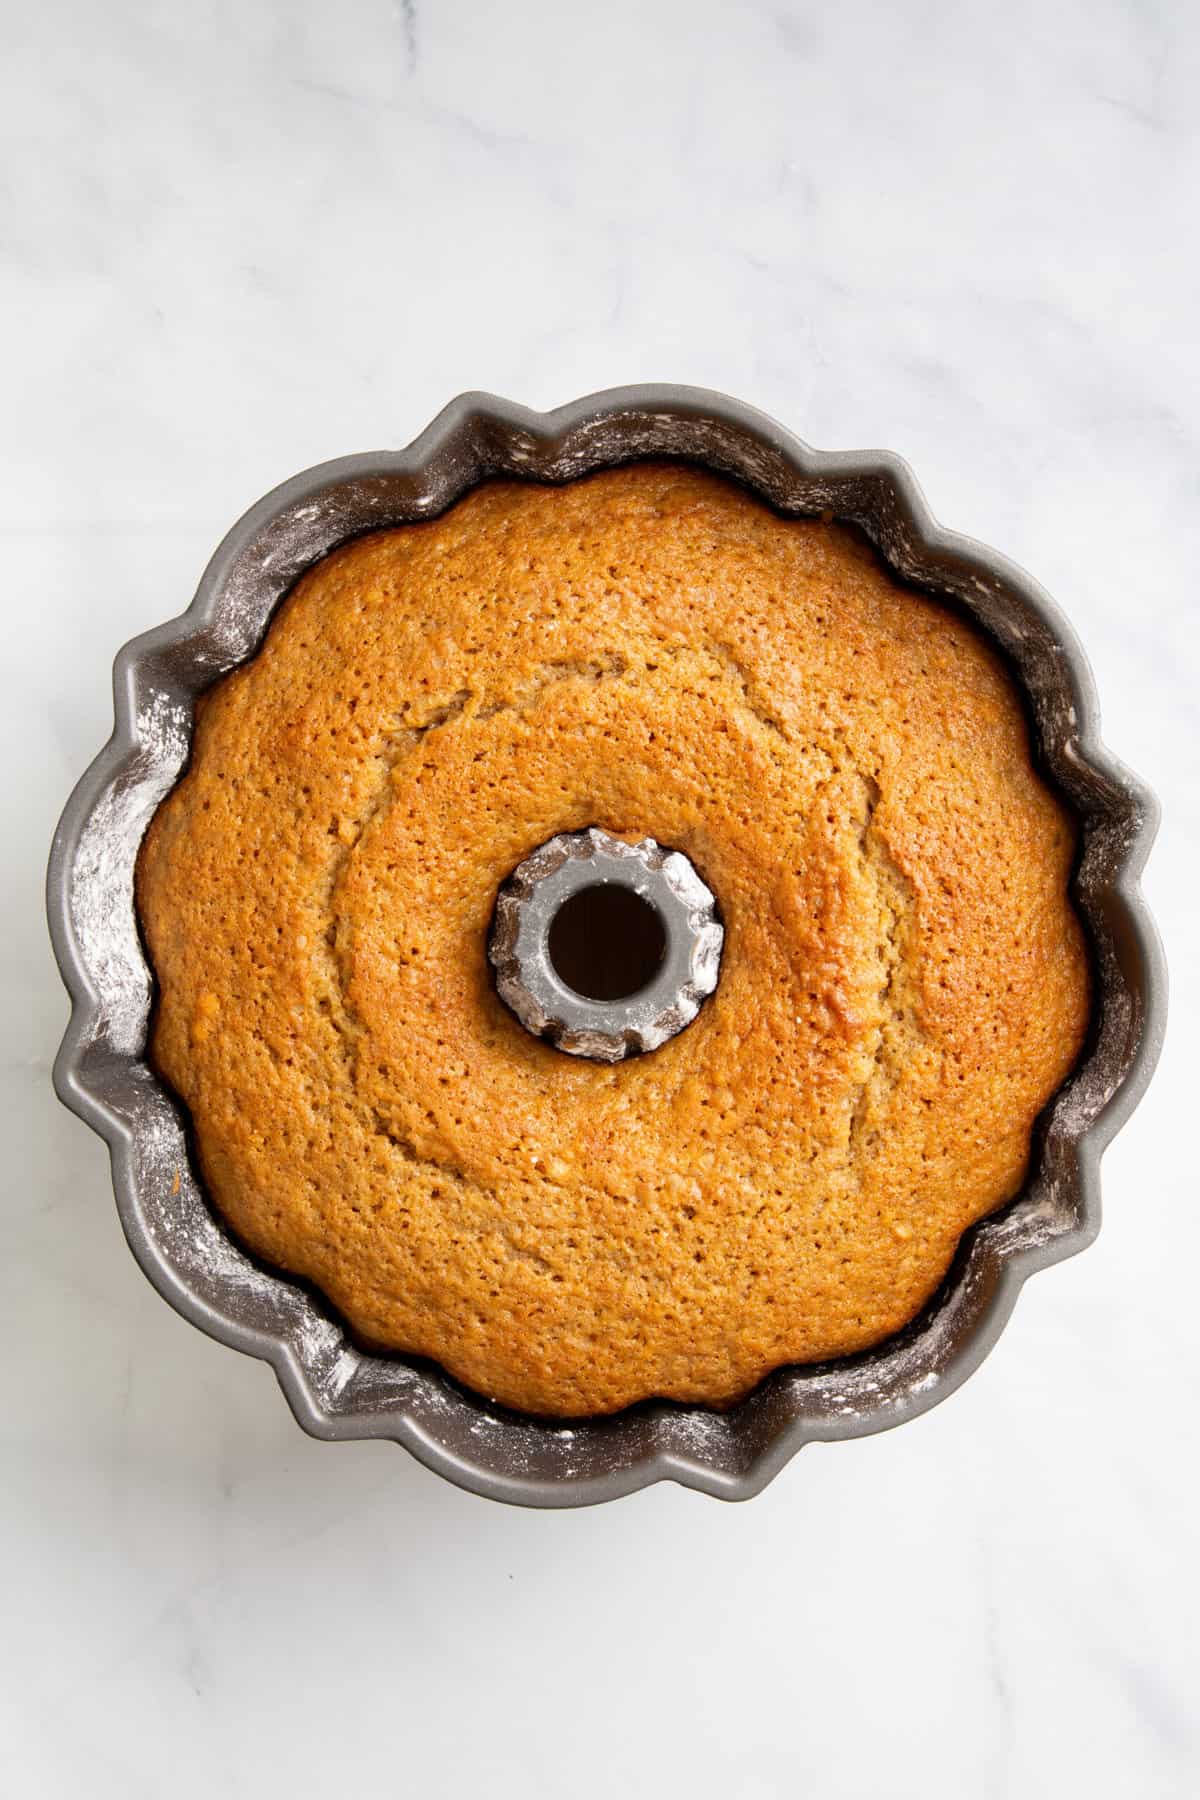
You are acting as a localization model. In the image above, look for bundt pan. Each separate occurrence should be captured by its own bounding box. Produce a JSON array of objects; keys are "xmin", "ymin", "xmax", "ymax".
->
[{"xmin": 47, "ymin": 386, "xmax": 1165, "ymax": 1507}]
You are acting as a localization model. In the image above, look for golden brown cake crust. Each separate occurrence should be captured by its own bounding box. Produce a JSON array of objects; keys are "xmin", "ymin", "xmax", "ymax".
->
[{"xmin": 137, "ymin": 465, "xmax": 1089, "ymax": 1416}]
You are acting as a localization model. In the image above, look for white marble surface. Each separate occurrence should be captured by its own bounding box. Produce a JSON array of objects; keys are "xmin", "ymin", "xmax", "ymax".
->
[{"xmin": 4, "ymin": 1, "xmax": 1198, "ymax": 1793}]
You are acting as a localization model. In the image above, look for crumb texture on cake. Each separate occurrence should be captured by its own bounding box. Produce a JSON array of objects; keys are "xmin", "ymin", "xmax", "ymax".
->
[{"xmin": 137, "ymin": 464, "xmax": 1089, "ymax": 1416}]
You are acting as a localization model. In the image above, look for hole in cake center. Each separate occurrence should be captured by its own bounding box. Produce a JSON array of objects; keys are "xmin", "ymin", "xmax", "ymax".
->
[{"xmin": 547, "ymin": 883, "xmax": 667, "ymax": 1002}]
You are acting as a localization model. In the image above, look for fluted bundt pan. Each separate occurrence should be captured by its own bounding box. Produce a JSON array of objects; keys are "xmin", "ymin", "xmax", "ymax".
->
[{"xmin": 47, "ymin": 386, "xmax": 1165, "ymax": 1506}]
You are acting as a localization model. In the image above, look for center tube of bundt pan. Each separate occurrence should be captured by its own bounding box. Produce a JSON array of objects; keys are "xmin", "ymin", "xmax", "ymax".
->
[{"xmin": 487, "ymin": 827, "xmax": 723, "ymax": 1064}]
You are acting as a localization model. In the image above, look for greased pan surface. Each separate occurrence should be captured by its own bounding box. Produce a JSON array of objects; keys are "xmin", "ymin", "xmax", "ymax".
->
[{"xmin": 47, "ymin": 387, "xmax": 1165, "ymax": 1506}]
